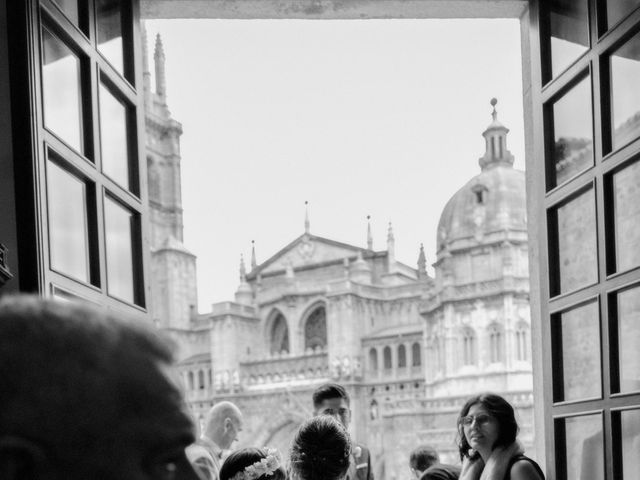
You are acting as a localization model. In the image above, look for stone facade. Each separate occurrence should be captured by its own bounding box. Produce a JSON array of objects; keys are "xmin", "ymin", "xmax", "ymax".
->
[{"xmin": 144, "ymin": 41, "xmax": 535, "ymax": 479}]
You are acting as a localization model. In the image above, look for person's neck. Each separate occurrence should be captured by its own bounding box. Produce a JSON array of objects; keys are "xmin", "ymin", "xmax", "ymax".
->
[{"xmin": 476, "ymin": 446, "xmax": 492, "ymax": 463}]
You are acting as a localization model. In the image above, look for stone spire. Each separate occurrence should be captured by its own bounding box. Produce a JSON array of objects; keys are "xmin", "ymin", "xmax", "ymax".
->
[
  {"xmin": 154, "ymin": 33, "xmax": 166, "ymax": 100},
  {"xmin": 235, "ymin": 254, "xmax": 253, "ymax": 305},
  {"xmin": 367, "ymin": 215, "xmax": 373, "ymax": 250},
  {"xmin": 250, "ymin": 240, "xmax": 257, "ymax": 270},
  {"xmin": 387, "ymin": 222, "xmax": 395, "ymax": 268},
  {"xmin": 304, "ymin": 201, "xmax": 310, "ymax": 235},
  {"xmin": 239, "ymin": 254, "xmax": 247, "ymax": 282},
  {"xmin": 142, "ymin": 22, "xmax": 151, "ymax": 103},
  {"xmin": 479, "ymin": 98, "xmax": 514, "ymax": 170},
  {"xmin": 417, "ymin": 243, "xmax": 427, "ymax": 279}
]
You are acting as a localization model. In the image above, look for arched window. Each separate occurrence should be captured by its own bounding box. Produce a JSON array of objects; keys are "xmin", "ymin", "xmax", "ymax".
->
[
  {"xmin": 188, "ymin": 371, "xmax": 194, "ymax": 390},
  {"xmin": 270, "ymin": 313, "xmax": 289, "ymax": 354},
  {"xmin": 412, "ymin": 342, "xmax": 421, "ymax": 366},
  {"xmin": 304, "ymin": 306, "xmax": 327, "ymax": 350},
  {"xmin": 198, "ymin": 370, "xmax": 205, "ymax": 389},
  {"xmin": 369, "ymin": 348, "xmax": 378, "ymax": 370},
  {"xmin": 397, "ymin": 344, "xmax": 407, "ymax": 368},
  {"xmin": 516, "ymin": 323, "xmax": 529, "ymax": 361},
  {"xmin": 489, "ymin": 324, "xmax": 503, "ymax": 363},
  {"xmin": 462, "ymin": 328, "xmax": 476, "ymax": 366},
  {"xmin": 383, "ymin": 346, "xmax": 392, "ymax": 369}
]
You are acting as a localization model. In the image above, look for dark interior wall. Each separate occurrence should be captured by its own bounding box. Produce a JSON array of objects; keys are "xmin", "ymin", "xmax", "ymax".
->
[{"xmin": 0, "ymin": 0, "xmax": 20, "ymax": 294}]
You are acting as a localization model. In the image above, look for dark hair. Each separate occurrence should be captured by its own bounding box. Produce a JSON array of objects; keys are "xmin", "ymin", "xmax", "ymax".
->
[
  {"xmin": 409, "ymin": 445, "xmax": 439, "ymax": 471},
  {"xmin": 456, "ymin": 393, "xmax": 519, "ymax": 460},
  {"xmin": 290, "ymin": 416, "xmax": 351, "ymax": 480},
  {"xmin": 312, "ymin": 383, "xmax": 350, "ymax": 409},
  {"xmin": 0, "ymin": 295, "xmax": 175, "ymax": 473},
  {"xmin": 220, "ymin": 447, "xmax": 286, "ymax": 480}
]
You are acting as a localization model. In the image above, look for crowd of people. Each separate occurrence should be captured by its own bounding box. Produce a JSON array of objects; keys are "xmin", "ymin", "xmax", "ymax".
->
[{"xmin": 0, "ymin": 295, "xmax": 544, "ymax": 480}]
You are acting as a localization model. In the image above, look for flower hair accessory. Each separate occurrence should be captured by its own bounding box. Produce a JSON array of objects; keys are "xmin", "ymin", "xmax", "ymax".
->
[{"xmin": 230, "ymin": 448, "xmax": 282, "ymax": 480}]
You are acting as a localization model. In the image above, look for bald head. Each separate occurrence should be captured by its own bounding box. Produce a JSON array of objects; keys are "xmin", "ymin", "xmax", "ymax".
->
[{"xmin": 203, "ymin": 401, "xmax": 243, "ymax": 450}]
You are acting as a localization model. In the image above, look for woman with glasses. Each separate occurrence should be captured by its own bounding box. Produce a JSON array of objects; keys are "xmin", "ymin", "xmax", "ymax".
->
[{"xmin": 457, "ymin": 393, "xmax": 544, "ymax": 480}]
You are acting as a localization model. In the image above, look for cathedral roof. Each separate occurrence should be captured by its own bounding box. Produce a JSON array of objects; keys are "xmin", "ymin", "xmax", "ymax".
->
[{"xmin": 436, "ymin": 100, "xmax": 527, "ymax": 253}]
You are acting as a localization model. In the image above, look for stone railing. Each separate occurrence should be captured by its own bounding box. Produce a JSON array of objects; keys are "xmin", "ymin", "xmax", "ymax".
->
[
  {"xmin": 240, "ymin": 350, "xmax": 329, "ymax": 386},
  {"xmin": 423, "ymin": 277, "xmax": 529, "ymax": 309}
]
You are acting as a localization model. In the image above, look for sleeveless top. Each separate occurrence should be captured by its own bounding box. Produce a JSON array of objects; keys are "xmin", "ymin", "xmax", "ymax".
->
[{"xmin": 504, "ymin": 454, "xmax": 545, "ymax": 480}]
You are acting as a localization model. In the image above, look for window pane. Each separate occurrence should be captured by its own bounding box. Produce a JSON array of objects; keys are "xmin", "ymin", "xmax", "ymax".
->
[
  {"xmin": 47, "ymin": 160, "xmax": 89, "ymax": 282},
  {"xmin": 555, "ymin": 188, "xmax": 598, "ymax": 293},
  {"xmin": 613, "ymin": 161, "xmax": 640, "ymax": 272},
  {"xmin": 617, "ymin": 288, "xmax": 640, "ymax": 393},
  {"xmin": 555, "ymin": 301, "xmax": 602, "ymax": 401},
  {"xmin": 41, "ymin": 27, "xmax": 83, "ymax": 153},
  {"xmin": 561, "ymin": 414, "xmax": 603, "ymax": 480},
  {"xmin": 551, "ymin": 77, "xmax": 593, "ymax": 187},
  {"xmin": 99, "ymin": 83, "xmax": 130, "ymax": 189},
  {"xmin": 610, "ymin": 32, "xmax": 640, "ymax": 151},
  {"xmin": 53, "ymin": 0, "xmax": 79, "ymax": 25},
  {"xmin": 549, "ymin": 0, "xmax": 589, "ymax": 77},
  {"xmin": 607, "ymin": 0, "xmax": 640, "ymax": 29},
  {"xmin": 96, "ymin": 0, "xmax": 124, "ymax": 74},
  {"xmin": 620, "ymin": 409, "xmax": 640, "ymax": 479},
  {"xmin": 104, "ymin": 197, "xmax": 135, "ymax": 303}
]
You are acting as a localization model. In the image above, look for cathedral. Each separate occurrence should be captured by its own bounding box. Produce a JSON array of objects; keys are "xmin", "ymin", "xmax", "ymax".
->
[{"xmin": 144, "ymin": 33, "xmax": 534, "ymax": 480}]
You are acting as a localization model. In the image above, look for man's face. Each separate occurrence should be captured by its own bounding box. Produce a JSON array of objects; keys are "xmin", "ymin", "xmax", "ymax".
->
[
  {"xmin": 315, "ymin": 397, "xmax": 351, "ymax": 429},
  {"xmin": 220, "ymin": 414, "xmax": 243, "ymax": 450}
]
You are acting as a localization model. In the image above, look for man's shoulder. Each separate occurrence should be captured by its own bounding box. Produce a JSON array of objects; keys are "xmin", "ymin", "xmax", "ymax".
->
[{"xmin": 186, "ymin": 442, "xmax": 215, "ymax": 462}]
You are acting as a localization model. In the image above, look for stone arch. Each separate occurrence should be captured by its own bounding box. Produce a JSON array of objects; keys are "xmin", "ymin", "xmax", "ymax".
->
[
  {"xmin": 412, "ymin": 342, "xmax": 421, "ymax": 366},
  {"xmin": 301, "ymin": 302, "xmax": 327, "ymax": 351},
  {"xmin": 266, "ymin": 309, "xmax": 289, "ymax": 355},
  {"xmin": 397, "ymin": 344, "xmax": 407, "ymax": 368},
  {"xmin": 369, "ymin": 347, "xmax": 378, "ymax": 370},
  {"xmin": 383, "ymin": 345, "xmax": 392, "ymax": 369},
  {"xmin": 462, "ymin": 327, "xmax": 477, "ymax": 366},
  {"xmin": 188, "ymin": 371, "xmax": 194, "ymax": 390},
  {"xmin": 515, "ymin": 321, "xmax": 530, "ymax": 361},
  {"xmin": 488, "ymin": 323, "xmax": 504, "ymax": 363}
]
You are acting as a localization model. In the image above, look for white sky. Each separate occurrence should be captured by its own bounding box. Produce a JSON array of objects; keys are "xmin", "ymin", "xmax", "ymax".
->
[{"xmin": 145, "ymin": 19, "xmax": 525, "ymax": 312}]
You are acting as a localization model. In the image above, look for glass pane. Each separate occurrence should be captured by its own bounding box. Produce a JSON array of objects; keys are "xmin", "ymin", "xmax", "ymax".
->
[
  {"xmin": 613, "ymin": 161, "xmax": 640, "ymax": 272},
  {"xmin": 617, "ymin": 288, "xmax": 640, "ymax": 393},
  {"xmin": 555, "ymin": 188, "xmax": 598, "ymax": 293},
  {"xmin": 47, "ymin": 160, "xmax": 89, "ymax": 282},
  {"xmin": 562, "ymin": 414, "xmax": 603, "ymax": 480},
  {"xmin": 549, "ymin": 0, "xmax": 589, "ymax": 77},
  {"xmin": 53, "ymin": 0, "xmax": 79, "ymax": 25},
  {"xmin": 96, "ymin": 0, "xmax": 124, "ymax": 74},
  {"xmin": 104, "ymin": 197, "xmax": 135, "ymax": 303},
  {"xmin": 620, "ymin": 409, "xmax": 640, "ymax": 479},
  {"xmin": 99, "ymin": 83, "xmax": 130, "ymax": 189},
  {"xmin": 41, "ymin": 27, "xmax": 83, "ymax": 153},
  {"xmin": 608, "ymin": 0, "xmax": 640, "ymax": 29},
  {"xmin": 556, "ymin": 301, "xmax": 601, "ymax": 401},
  {"xmin": 551, "ymin": 77, "xmax": 593, "ymax": 187},
  {"xmin": 610, "ymin": 32, "xmax": 640, "ymax": 151}
]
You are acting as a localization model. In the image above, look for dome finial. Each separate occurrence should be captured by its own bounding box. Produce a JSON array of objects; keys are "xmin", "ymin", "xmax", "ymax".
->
[
  {"xmin": 366, "ymin": 215, "xmax": 373, "ymax": 250},
  {"xmin": 304, "ymin": 201, "xmax": 310, "ymax": 235},
  {"xmin": 490, "ymin": 97, "xmax": 498, "ymax": 121},
  {"xmin": 417, "ymin": 243, "xmax": 427, "ymax": 279}
]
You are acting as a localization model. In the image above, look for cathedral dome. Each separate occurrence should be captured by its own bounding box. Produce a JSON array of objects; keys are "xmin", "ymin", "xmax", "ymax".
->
[{"xmin": 436, "ymin": 100, "xmax": 527, "ymax": 253}]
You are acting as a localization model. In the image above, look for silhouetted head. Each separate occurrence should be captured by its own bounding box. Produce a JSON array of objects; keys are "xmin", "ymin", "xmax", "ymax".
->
[
  {"xmin": 289, "ymin": 416, "xmax": 351, "ymax": 480},
  {"xmin": 409, "ymin": 445, "xmax": 439, "ymax": 477},
  {"xmin": 0, "ymin": 295, "xmax": 199, "ymax": 480}
]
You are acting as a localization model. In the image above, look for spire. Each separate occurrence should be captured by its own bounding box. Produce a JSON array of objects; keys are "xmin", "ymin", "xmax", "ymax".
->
[
  {"xmin": 239, "ymin": 254, "xmax": 247, "ymax": 282},
  {"xmin": 387, "ymin": 222, "xmax": 395, "ymax": 245},
  {"xmin": 387, "ymin": 222, "xmax": 395, "ymax": 268},
  {"xmin": 250, "ymin": 240, "xmax": 257, "ymax": 270},
  {"xmin": 417, "ymin": 243, "xmax": 427, "ymax": 279},
  {"xmin": 154, "ymin": 33, "xmax": 166, "ymax": 99},
  {"xmin": 304, "ymin": 201, "xmax": 310, "ymax": 235},
  {"xmin": 479, "ymin": 98, "xmax": 514, "ymax": 170},
  {"xmin": 142, "ymin": 23, "xmax": 151, "ymax": 105},
  {"xmin": 366, "ymin": 215, "xmax": 373, "ymax": 250}
]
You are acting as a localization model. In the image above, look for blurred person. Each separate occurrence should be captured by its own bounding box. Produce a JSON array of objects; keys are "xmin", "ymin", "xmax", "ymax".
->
[
  {"xmin": 312, "ymin": 383, "xmax": 374, "ymax": 480},
  {"xmin": 457, "ymin": 393, "xmax": 544, "ymax": 480},
  {"xmin": 219, "ymin": 447, "xmax": 285, "ymax": 480},
  {"xmin": 289, "ymin": 415, "xmax": 351, "ymax": 480},
  {"xmin": 0, "ymin": 295, "xmax": 200, "ymax": 480},
  {"xmin": 409, "ymin": 445, "xmax": 460, "ymax": 480},
  {"xmin": 187, "ymin": 401, "xmax": 244, "ymax": 480}
]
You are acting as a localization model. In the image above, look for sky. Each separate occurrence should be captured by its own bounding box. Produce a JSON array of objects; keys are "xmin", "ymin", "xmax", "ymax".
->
[{"xmin": 144, "ymin": 19, "xmax": 526, "ymax": 312}]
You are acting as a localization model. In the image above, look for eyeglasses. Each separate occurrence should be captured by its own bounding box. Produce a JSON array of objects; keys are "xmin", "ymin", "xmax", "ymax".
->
[{"xmin": 460, "ymin": 413, "xmax": 494, "ymax": 427}]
